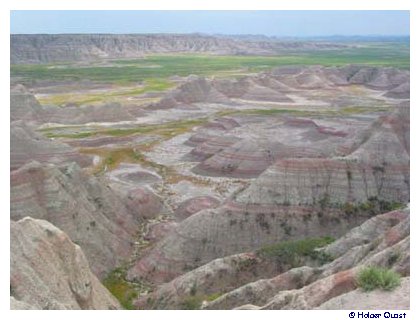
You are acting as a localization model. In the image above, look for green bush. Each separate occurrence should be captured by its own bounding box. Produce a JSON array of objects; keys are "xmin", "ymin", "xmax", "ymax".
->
[
  {"xmin": 257, "ymin": 236, "xmax": 334, "ymax": 267},
  {"xmin": 356, "ymin": 266, "xmax": 401, "ymax": 291},
  {"xmin": 102, "ymin": 268, "xmax": 138, "ymax": 309},
  {"xmin": 180, "ymin": 296, "xmax": 202, "ymax": 310}
]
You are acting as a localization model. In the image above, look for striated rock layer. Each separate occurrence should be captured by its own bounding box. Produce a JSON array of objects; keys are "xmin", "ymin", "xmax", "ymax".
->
[
  {"xmin": 127, "ymin": 201, "xmax": 371, "ymax": 284},
  {"xmin": 205, "ymin": 208, "xmax": 409, "ymax": 309},
  {"xmin": 11, "ymin": 34, "xmax": 349, "ymax": 64},
  {"xmin": 135, "ymin": 207, "xmax": 409, "ymax": 309},
  {"xmin": 10, "ymin": 84, "xmax": 43, "ymax": 122},
  {"xmin": 128, "ymin": 106, "xmax": 409, "ymax": 285},
  {"xmin": 11, "ymin": 84, "xmax": 138, "ymax": 123},
  {"xmin": 10, "ymin": 161, "xmax": 143, "ymax": 277},
  {"xmin": 153, "ymin": 65, "xmax": 409, "ymax": 110},
  {"xmin": 316, "ymin": 277, "xmax": 410, "ymax": 310},
  {"xmin": 10, "ymin": 217, "xmax": 121, "ymax": 310},
  {"xmin": 10, "ymin": 121, "xmax": 92, "ymax": 171}
]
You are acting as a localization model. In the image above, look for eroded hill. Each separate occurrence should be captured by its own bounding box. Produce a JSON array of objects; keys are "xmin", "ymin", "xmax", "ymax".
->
[
  {"xmin": 11, "ymin": 34, "xmax": 350, "ymax": 64},
  {"xmin": 10, "ymin": 42, "xmax": 410, "ymax": 310}
]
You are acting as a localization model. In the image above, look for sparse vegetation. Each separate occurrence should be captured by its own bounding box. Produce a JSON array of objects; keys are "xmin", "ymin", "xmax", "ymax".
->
[
  {"xmin": 234, "ymin": 257, "xmax": 258, "ymax": 271},
  {"xmin": 387, "ymin": 252, "xmax": 401, "ymax": 266},
  {"xmin": 43, "ymin": 118, "xmax": 208, "ymax": 139},
  {"xmin": 356, "ymin": 266, "xmax": 401, "ymax": 291},
  {"xmin": 342, "ymin": 199, "xmax": 404, "ymax": 216},
  {"xmin": 257, "ymin": 236, "xmax": 334, "ymax": 267},
  {"xmin": 102, "ymin": 268, "xmax": 138, "ymax": 309},
  {"xmin": 190, "ymin": 282, "xmax": 198, "ymax": 296},
  {"xmin": 215, "ymin": 106, "xmax": 390, "ymax": 119},
  {"xmin": 81, "ymin": 147, "xmax": 145, "ymax": 172},
  {"xmin": 206, "ymin": 292, "xmax": 223, "ymax": 302},
  {"xmin": 180, "ymin": 291, "xmax": 225, "ymax": 309},
  {"xmin": 180, "ymin": 296, "xmax": 202, "ymax": 310},
  {"xmin": 319, "ymin": 194, "xmax": 330, "ymax": 210},
  {"xmin": 36, "ymin": 79, "xmax": 174, "ymax": 106},
  {"xmin": 280, "ymin": 221, "xmax": 292, "ymax": 236}
]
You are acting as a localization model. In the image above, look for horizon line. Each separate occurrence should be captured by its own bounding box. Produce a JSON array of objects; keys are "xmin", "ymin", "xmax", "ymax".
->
[{"xmin": 10, "ymin": 32, "xmax": 410, "ymax": 37}]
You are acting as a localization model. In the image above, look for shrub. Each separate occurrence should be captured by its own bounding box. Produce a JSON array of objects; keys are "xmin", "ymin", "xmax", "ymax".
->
[
  {"xmin": 180, "ymin": 296, "xmax": 202, "ymax": 310},
  {"xmin": 356, "ymin": 266, "xmax": 401, "ymax": 291},
  {"xmin": 257, "ymin": 236, "xmax": 334, "ymax": 267},
  {"xmin": 190, "ymin": 282, "xmax": 197, "ymax": 296},
  {"xmin": 206, "ymin": 292, "xmax": 223, "ymax": 302},
  {"xmin": 102, "ymin": 268, "xmax": 138, "ymax": 309}
]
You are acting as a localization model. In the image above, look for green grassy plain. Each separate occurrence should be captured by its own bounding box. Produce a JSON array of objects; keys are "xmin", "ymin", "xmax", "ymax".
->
[
  {"xmin": 11, "ymin": 43, "xmax": 409, "ymax": 86},
  {"xmin": 36, "ymin": 78, "xmax": 174, "ymax": 106},
  {"xmin": 11, "ymin": 42, "xmax": 409, "ymax": 106}
]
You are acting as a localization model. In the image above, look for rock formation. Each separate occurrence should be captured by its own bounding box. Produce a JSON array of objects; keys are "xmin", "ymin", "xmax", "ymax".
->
[
  {"xmin": 9, "ymin": 34, "xmax": 410, "ymax": 310},
  {"xmin": 138, "ymin": 205, "xmax": 410, "ymax": 309},
  {"xmin": 205, "ymin": 207, "xmax": 409, "ymax": 309},
  {"xmin": 316, "ymin": 277, "xmax": 410, "ymax": 309},
  {"xmin": 10, "ymin": 217, "xmax": 121, "ymax": 309},
  {"xmin": 10, "ymin": 161, "xmax": 141, "ymax": 277},
  {"xmin": 10, "ymin": 121, "xmax": 92, "ymax": 171},
  {"xmin": 133, "ymin": 207, "xmax": 409, "ymax": 309},
  {"xmin": 10, "ymin": 84, "xmax": 43, "ymax": 122},
  {"xmin": 127, "ymin": 95, "xmax": 409, "ymax": 286},
  {"xmin": 11, "ymin": 34, "xmax": 350, "ymax": 64}
]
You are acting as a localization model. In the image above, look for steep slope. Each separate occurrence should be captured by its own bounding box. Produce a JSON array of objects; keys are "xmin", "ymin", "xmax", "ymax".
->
[
  {"xmin": 11, "ymin": 84, "xmax": 138, "ymax": 123},
  {"xmin": 316, "ymin": 277, "xmax": 409, "ymax": 309},
  {"xmin": 10, "ymin": 217, "xmax": 121, "ymax": 310},
  {"xmin": 135, "ymin": 207, "xmax": 409, "ymax": 309},
  {"xmin": 10, "ymin": 84, "xmax": 43, "ymax": 122},
  {"xmin": 10, "ymin": 121, "xmax": 92, "ymax": 171},
  {"xmin": 204, "ymin": 207, "xmax": 409, "ymax": 309},
  {"xmin": 10, "ymin": 161, "xmax": 158, "ymax": 277},
  {"xmin": 127, "ymin": 106, "xmax": 409, "ymax": 285}
]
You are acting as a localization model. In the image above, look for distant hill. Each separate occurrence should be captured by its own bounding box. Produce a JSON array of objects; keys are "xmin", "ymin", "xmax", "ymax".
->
[{"xmin": 10, "ymin": 33, "xmax": 350, "ymax": 64}]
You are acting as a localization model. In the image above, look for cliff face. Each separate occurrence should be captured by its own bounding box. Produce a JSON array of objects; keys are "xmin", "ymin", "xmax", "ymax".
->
[
  {"xmin": 10, "ymin": 34, "xmax": 349, "ymax": 64},
  {"xmin": 10, "ymin": 161, "xmax": 140, "ymax": 277},
  {"xmin": 10, "ymin": 217, "xmax": 121, "ymax": 310},
  {"xmin": 10, "ymin": 159, "xmax": 165, "ymax": 278}
]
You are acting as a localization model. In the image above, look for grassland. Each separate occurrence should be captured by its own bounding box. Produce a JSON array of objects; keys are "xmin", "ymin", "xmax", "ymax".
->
[
  {"xmin": 36, "ymin": 79, "xmax": 174, "ymax": 106},
  {"xmin": 215, "ymin": 104, "xmax": 391, "ymax": 120},
  {"xmin": 41, "ymin": 118, "xmax": 208, "ymax": 139},
  {"xmin": 11, "ymin": 43, "xmax": 409, "ymax": 87},
  {"xmin": 11, "ymin": 42, "xmax": 408, "ymax": 106}
]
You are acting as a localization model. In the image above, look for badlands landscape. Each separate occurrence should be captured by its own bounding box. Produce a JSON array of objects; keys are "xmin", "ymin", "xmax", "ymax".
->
[{"xmin": 10, "ymin": 34, "xmax": 410, "ymax": 310}]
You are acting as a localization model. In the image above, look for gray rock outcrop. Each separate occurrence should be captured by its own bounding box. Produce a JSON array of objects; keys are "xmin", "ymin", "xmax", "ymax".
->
[
  {"xmin": 10, "ymin": 217, "xmax": 121, "ymax": 310},
  {"xmin": 10, "ymin": 161, "xmax": 141, "ymax": 277},
  {"xmin": 10, "ymin": 121, "xmax": 92, "ymax": 171},
  {"xmin": 11, "ymin": 34, "xmax": 349, "ymax": 64}
]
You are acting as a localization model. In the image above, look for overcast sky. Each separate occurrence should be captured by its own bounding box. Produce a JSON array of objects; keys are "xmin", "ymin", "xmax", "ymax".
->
[{"xmin": 10, "ymin": 10, "xmax": 410, "ymax": 36}]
